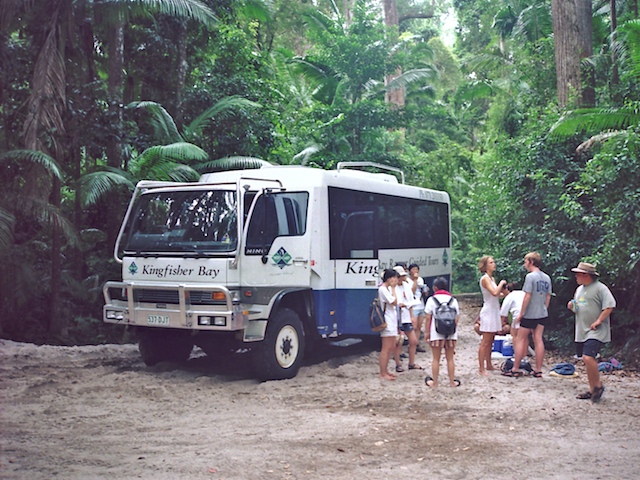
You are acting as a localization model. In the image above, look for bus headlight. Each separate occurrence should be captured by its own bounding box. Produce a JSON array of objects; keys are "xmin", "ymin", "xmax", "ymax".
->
[
  {"xmin": 106, "ymin": 310, "xmax": 124, "ymax": 320},
  {"xmin": 198, "ymin": 315, "xmax": 227, "ymax": 326}
]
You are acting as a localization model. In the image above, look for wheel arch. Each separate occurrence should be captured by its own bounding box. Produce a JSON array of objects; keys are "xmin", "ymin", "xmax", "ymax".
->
[{"xmin": 270, "ymin": 288, "xmax": 318, "ymax": 344}]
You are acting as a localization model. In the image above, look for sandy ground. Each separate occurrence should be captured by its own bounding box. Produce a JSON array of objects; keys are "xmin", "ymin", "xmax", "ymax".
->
[{"xmin": 1, "ymin": 297, "xmax": 639, "ymax": 480}]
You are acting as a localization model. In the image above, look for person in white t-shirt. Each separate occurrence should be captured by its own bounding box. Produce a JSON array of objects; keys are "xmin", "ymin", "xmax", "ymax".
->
[
  {"xmin": 424, "ymin": 277, "xmax": 460, "ymax": 388},
  {"xmin": 408, "ymin": 263, "xmax": 429, "ymax": 353},
  {"xmin": 500, "ymin": 282, "xmax": 525, "ymax": 344},
  {"xmin": 393, "ymin": 265, "xmax": 422, "ymax": 372}
]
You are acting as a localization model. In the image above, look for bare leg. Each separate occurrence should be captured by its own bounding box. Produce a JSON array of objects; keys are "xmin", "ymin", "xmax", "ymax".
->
[
  {"xmin": 407, "ymin": 329, "xmax": 419, "ymax": 366},
  {"xmin": 379, "ymin": 336, "xmax": 397, "ymax": 380},
  {"xmin": 394, "ymin": 341, "xmax": 402, "ymax": 368},
  {"xmin": 584, "ymin": 354, "xmax": 602, "ymax": 392},
  {"xmin": 430, "ymin": 344, "xmax": 442, "ymax": 387},
  {"xmin": 532, "ymin": 324, "xmax": 545, "ymax": 372},
  {"xmin": 512, "ymin": 327, "xmax": 531, "ymax": 373},
  {"xmin": 478, "ymin": 333, "xmax": 495, "ymax": 375},
  {"xmin": 445, "ymin": 345, "xmax": 456, "ymax": 386}
]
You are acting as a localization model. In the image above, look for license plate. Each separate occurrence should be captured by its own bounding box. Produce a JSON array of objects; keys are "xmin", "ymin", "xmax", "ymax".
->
[{"xmin": 147, "ymin": 315, "xmax": 169, "ymax": 325}]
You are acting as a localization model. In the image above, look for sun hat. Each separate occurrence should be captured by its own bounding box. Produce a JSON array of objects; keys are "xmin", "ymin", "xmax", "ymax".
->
[
  {"xmin": 393, "ymin": 265, "xmax": 408, "ymax": 276},
  {"xmin": 571, "ymin": 262, "xmax": 599, "ymax": 276}
]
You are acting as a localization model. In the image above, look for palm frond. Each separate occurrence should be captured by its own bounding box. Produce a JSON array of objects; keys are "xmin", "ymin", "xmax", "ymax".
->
[
  {"xmin": 97, "ymin": 0, "xmax": 218, "ymax": 27},
  {"xmin": 128, "ymin": 101, "xmax": 183, "ymax": 144},
  {"xmin": 0, "ymin": 207, "xmax": 15, "ymax": 253},
  {"xmin": 240, "ymin": 0, "xmax": 273, "ymax": 23},
  {"xmin": 0, "ymin": 149, "xmax": 63, "ymax": 179},
  {"xmin": 32, "ymin": 199, "xmax": 79, "ymax": 247},
  {"xmin": 132, "ymin": 143, "xmax": 208, "ymax": 179},
  {"xmin": 293, "ymin": 144, "xmax": 323, "ymax": 166},
  {"xmin": 22, "ymin": 17, "xmax": 66, "ymax": 153},
  {"xmin": 383, "ymin": 68, "xmax": 437, "ymax": 92},
  {"xmin": 166, "ymin": 164, "xmax": 201, "ymax": 182},
  {"xmin": 549, "ymin": 105, "xmax": 640, "ymax": 138},
  {"xmin": 184, "ymin": 96, "xmax": 261, "ymax": 139},
  {"xmin": 80, "ymin": 168, "xmax": 136, "ymax": 207},
  {"xmin": 455, "ymin": 81, "xmax": 495, "ymax": 104},
  {"xmin": 196, "ymin": 156, "xmax": 272, "ymax": 173},
  {"xmin": 619, "ymin": 20, "xmax": 640, "ymax": 78}
]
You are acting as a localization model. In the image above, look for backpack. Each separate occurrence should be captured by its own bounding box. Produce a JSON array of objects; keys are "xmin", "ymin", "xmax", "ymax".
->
[
  {"xmin": 432, "ymin": 296, "xmax": 457, "ymax": 337},
  {"xmin": 369, "ymin": 297, "xmax": 387, "ymax": 332}
]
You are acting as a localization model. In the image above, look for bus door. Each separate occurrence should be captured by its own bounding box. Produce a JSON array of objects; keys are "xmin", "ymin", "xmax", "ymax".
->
[
  {"xmin": 240, "ymin": 189, "xmax": 311, "ymax": 288},
  {"xmin": 332, "ymin": 209, "xmax": 379, "ymax": 335}
]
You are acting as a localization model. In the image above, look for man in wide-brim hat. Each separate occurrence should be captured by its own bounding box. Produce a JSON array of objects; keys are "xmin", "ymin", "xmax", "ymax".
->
[
  {"xmin": 571, "ymin": 262, "xmax": 600, "ymax": 277},
  {"xmin": 567, "ymin": 261, "xmax": 616, "ymax": 403}
]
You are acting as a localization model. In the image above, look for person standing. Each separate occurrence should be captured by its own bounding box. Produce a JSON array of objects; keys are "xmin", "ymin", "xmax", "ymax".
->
[
  {"xmin": 424, "ymin": 277, "xmax": 461, "ymax": 388},
  {"xmin": 477, "ymin": 256, "xmax": 506, "ymax": 375},
  {"xmin": 568, "ymin": 262, "xmax": 616, "ymax": 402},
  {"xmin": 378, "ymin": 269, "xmax": 400, "ymax": 381},
  {"xmin": 500, "ymin": 282, "xmax": 525, "ymax": 347},
  {"xmin": 393, "ymin": 265, "xmax": 422, "ymax": 371},
  {"xmin": 504, "ymin": 252, "xmax": 551, "ymax": 378},
  {"xmin": 408, "ymin": 263, "xmax": 429, "ymax": 353}
]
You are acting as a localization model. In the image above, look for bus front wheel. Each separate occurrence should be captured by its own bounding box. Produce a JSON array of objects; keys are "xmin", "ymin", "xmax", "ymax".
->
[{"xmin": 254, "ymin": 309, "xmax": 305, "ymax": 381}]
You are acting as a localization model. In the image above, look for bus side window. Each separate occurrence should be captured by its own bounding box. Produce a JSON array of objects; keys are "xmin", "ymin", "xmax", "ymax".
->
[
  {"xmin": 339, "ymin": 211, "xmax": 374, "ymax": 258},
  {"xmin": 245, "ymin": 192, "xmax": 308, "ymax": 255},
  {"xmin": 246, "ymin": 195, "xmax": 278, "ymax": 253}
]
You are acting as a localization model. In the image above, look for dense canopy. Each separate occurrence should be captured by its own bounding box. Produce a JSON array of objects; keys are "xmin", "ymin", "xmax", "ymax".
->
[{"xmin": 0, "ymin": 0, "xmax": 638, "ymax": 363}]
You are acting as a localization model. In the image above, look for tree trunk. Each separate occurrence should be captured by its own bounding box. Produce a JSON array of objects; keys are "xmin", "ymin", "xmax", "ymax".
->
[
  {"xmin": 610, "ymin": 0, "xmax": 620, "ymax": 100},
  {"xmin": 382, "ymin": 0, "xmax": 404, "ymax": 108},
  {"xmin": 48, "ymin": 176, "xmax": 67, "ymax": 337},
  {"xmin": 106, "ymin": 21, "xmax": 125, "ymax": 248},
  {"xmin": 551, "ymin": 0, "xmax": 593, "ymax": 108},
  {"xmin": 175, "ymin": 20, "xmax": 188, "ymax": 128}
]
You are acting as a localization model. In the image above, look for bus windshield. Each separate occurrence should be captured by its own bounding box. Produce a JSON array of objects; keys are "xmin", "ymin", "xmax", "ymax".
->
[{"xmin": 124, "ymin": 190, "xmax": 238, "ymax": 254}]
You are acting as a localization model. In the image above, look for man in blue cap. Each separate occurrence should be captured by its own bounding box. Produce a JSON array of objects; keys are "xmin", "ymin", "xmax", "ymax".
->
[{"xmin": 568, "ymin": 262, "xmax": 616, "ymax": 403}]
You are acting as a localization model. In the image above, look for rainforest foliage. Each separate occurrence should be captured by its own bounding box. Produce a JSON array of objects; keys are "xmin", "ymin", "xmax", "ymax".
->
[{"xmin": 1, "ymin": 0, "xmax": 639, "ymax": 362}]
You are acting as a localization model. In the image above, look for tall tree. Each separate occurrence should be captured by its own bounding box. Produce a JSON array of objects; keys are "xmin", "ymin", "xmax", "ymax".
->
[{"xmin": 552, "ymin": 0, "xmax": 594, "ymax": 107}]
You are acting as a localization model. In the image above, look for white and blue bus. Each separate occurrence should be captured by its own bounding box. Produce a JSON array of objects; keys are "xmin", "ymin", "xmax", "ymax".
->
[{"xmin": 103, "ymin": 163, "xmax": 451, "ymax": 380}]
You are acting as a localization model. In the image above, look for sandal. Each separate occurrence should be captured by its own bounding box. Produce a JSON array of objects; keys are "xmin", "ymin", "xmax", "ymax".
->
[
  {"xmin": 408, "ymin": 364, "xmax": 424, "ymax": 370},
  {"xmin": 532, "ymin": 371, "xmax": 543, "ymax": 378},
  {"xmin": 395, "ymin": 364, "xmax": 405, "ymax": 373},
  {"xmin": 452, "ymin": 379, "xmax": 461, "ymax": 387},
  {"xmin": 424, "ymin": 376, "xmax": 435, "ymax": 387},
  {"xmin": 576, "ymin": 391, "xmax": 592, "ymax": 400},
  {"xmin": 592, "ymin": 385, "xmax": 605, "ymax": 403},
  {"xmin": 501, "ymin": 370, "xmax": 524, "ymax": 378}
]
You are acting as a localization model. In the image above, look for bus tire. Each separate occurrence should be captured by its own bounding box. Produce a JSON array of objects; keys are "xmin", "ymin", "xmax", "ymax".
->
[
  {"xmin": 138, "ymin": 328, "xmax": 193, "ymax": 366},
  {"xmin": 254, "ymin": 308, "xmax": 305, "ymax": 381}
]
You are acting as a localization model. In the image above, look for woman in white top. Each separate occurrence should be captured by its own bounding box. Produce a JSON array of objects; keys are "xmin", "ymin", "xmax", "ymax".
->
[
  {"xmin": 393, "ymin": 265, "xmax": 422, "ymax": 372},
  {"xmin": 408, "ymin": 263, "xmax": 429, "ymax": 353},
  {"xmin": 378, "ymin": 269, "xmax": 400, "ymax": 380},
  {"xmin": 477, "ymin": 256, "xmax": 506, "ymax": 375}
]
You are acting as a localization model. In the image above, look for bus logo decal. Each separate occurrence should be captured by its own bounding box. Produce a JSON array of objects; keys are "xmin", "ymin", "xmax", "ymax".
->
[
  {"xmin": 129, "ymin": 262, "xmax": 138, "ymax": 275},
  {"xmin": 272, "ymin": 247, "xmax": 292, "ymax": 269}
]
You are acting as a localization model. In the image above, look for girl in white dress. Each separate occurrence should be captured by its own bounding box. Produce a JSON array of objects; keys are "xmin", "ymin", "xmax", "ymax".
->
[
  {"xmin": 378, "ymin": 269, "xmax": 400, "ymax": 380},
  {"xmin": 478, "ymin": 256, "xmax": 506, "ymax": 375}
]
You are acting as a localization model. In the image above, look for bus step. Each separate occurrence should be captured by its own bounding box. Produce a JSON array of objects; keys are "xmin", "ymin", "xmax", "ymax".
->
[{"xmin": 328, "ymin": 338, "xmax": 362, "ymax": 348}]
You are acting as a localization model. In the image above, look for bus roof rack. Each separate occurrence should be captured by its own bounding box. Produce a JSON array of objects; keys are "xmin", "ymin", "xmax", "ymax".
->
[{"xmin": 336, "ymin": 162, "xmax": 404, "ymax": 184}]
